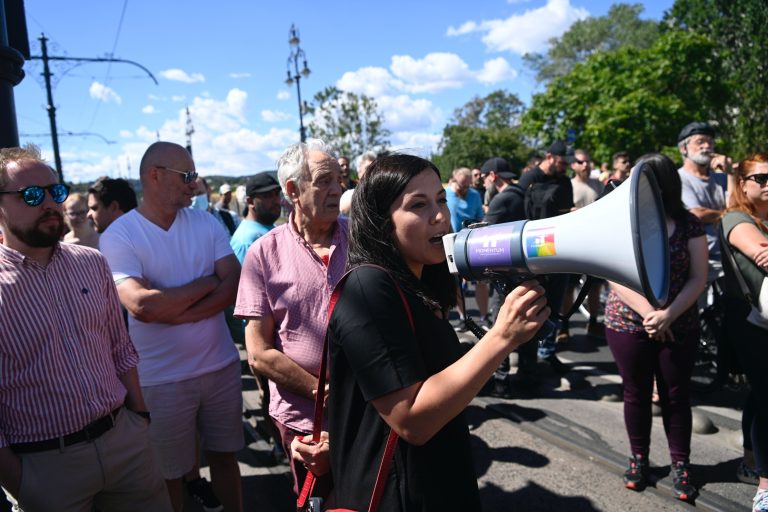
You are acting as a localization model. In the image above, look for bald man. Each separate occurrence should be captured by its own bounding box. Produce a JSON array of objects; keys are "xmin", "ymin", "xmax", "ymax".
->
[{"xmin": 100, "ymin": 142, "xmax": 244, "ymax": 512}]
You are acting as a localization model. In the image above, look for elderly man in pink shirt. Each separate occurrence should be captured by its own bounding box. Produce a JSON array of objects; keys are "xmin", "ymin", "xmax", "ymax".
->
[{"xmin": 235, "ymin": 139, "xmax": 346, "ymax": 496}]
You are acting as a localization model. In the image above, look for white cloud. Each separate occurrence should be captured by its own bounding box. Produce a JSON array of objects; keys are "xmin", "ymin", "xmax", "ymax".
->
[
  {"xmin": 337, "ymin": 67, "xmax": 397, "ymax": 97},
  {"xmin": 446, "ymin": 0, "xmax": 589, "ymax": 55},
  {"xmin": 229, "ymin": 72, "xmax": 251, "ymax": 79},
  {"xmin": 477, "ymin": 57, "xmax": 518, "ymax": 83},
  {"xmin": 446, "ymin": 21, "xmax": 478, "ymax": 37},
  {"xmin": 142, "ymin": 105, "xmax": 156, "ymax": 114},
  {"xmin": 390, "ymin": 53, "xmax": 471, "ymax": 93},
  {"xmin": 390, "ymin": 131, "xmax": 442, "ymax": 155},
  {"xmin": 377, "ymin": 95, "xmax": 442, "ymax": 132},
  {"xmin": 277, "ymin": 90, "xmax": 291, "ymax": 100},
  {"xmin": 159, "ymin": 68, "xmax": 206, "ymax": 83},
  {"xmin": 171, "ymin": 95, "xmax": 186, "ymax": 102},
  {"xmin": 261, "ymin": 109, "xmax": 291, "ymax": 123},
  {"xmin": 119, "ymin": 130, "xmax": 133, "ymax": 138},
  {"xmin": 89, "ymin": 82, "xmax": 121, "ymax": 104}
]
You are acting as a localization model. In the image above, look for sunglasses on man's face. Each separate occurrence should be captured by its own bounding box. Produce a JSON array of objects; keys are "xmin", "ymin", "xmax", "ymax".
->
[
  {"xmin": 744, "ymin": 173, "xmax": 768, "ymax": 186},
  {"xmin": 156, "ymin": 165, "xmax": 198, "ymax": 184},
  {"xmin": 0, "ymin": 183, "xmax": 70, "ymax": 207}
]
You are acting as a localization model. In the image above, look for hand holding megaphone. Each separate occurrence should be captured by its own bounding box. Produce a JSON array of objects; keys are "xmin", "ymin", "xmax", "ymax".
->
[{"xmin": 490, "ymin": 279, "xmax": 550, "ymax": 350}]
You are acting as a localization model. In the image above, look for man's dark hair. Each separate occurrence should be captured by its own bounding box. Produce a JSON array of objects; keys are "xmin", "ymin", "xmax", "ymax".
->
[
  {"xmin": 612, "ymin": 151, "xmax": 630, "ymax": 164},
  {"xmin": 637, "ymin": 153, "xmax": 687, "ymax": 224},
  {"xmin": 88, "ymin": 178, "xmax": 138, "ymax": 213},
  {"xmin": 348, "ymin": 154, "xmax": 457, "ymax": 311}
]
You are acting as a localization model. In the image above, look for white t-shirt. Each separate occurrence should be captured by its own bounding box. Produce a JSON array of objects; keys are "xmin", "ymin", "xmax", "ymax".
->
[{"xmin": 100, "ymin": 208, "xmax": 238, "ymax": 386}]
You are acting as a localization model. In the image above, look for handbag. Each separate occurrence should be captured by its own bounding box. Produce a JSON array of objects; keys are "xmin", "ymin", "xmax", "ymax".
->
[{"xmin": 297, "ymin": 265, "xmax": 415, "ymax": 512}]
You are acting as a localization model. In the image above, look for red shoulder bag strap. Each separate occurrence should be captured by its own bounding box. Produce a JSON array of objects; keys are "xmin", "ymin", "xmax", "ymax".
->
[{"xmin": 296, "ymin": 265, "xmax": 414, "ymax": 512}]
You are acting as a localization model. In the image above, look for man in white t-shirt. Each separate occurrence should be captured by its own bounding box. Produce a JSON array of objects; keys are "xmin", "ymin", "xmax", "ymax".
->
[{"xmin": 100, "ymin": 142, "xmax": 243, "ymax": 512}]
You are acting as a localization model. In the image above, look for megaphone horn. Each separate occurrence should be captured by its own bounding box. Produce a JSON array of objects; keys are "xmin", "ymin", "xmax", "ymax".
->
[{"xmin": 442, "ymin": 161, "xmax": 670, "ymax": 308}]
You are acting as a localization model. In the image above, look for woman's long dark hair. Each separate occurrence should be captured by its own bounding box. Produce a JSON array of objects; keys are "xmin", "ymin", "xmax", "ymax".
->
[
  {"xmin": 348, "ymin": 154, "xmax": 457, "ymax": 311},
  {"xmin": 637, "ymin": 153, "xmax": 688, "ymax": 224}
]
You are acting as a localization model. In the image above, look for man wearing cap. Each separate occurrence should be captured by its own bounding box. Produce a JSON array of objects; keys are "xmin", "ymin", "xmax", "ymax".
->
[
  {"xmin": 0, "ymin": 146, "xmax": 170, "ymax": 510},
  {"xmin": 677, "ymin": 121, "xmax": 735, "ymax": 281},
  {"xmin": 484, "ymin": 157, "xmax": 524, "ymax": 224},
  {"xmin": 517, "ymin": 141, "xmax": 573, "ymax": 375},
  {"xmin": 480, "ymin": 157, "xmax": 529, "ymax": 396},
  {"xmin": 230, "ymin": 173, "xmax": 283, "ymax": 264}
]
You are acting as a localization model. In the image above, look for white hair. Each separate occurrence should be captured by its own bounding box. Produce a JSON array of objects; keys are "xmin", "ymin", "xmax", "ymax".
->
[{"xmin": 276, "ymin": 138, "xmax": 335, "ymax": 200}]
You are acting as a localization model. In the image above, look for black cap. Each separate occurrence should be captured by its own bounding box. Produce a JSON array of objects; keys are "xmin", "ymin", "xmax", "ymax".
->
[
  {"xmin": 547, "ymin": 140, "xmax": 567, "ymax": 157},
  {"xmin": 246, "ymin": 173, "xmax": 280, "ymax": 196},
  {"xmin": 678, "ymin": 122, "xmax": 715, "ymax": 143},
  {"xmin": 481, "ymin": 157, "xmax": 517, "ymax": 179}
]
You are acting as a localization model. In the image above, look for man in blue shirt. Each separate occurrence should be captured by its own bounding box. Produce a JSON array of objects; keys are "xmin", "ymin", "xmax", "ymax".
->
[
  {"xmin": 446, "ymin": 167, "xmax": 490, "ymax": 331},
  {"xmin": 446, "ymin": 167, "xmax": 484, "ymax": 233},
  {"xmin": 230, "ymin": 173, "xmax": 282, "ymax": 264}
]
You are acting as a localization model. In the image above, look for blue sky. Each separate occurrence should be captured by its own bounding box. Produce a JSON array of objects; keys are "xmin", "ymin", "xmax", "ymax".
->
[{"xmin": 14, "ymin": 0, "xmax": 673, "ymax": 183}]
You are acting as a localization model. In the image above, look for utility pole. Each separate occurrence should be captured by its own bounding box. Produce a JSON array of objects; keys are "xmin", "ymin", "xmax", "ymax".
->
[
  {"xmin": 30, "ymin": 33, "xmax": 158, "ymax": 182},
  {"xmin": 185, "ymin": 105, "xmax": 194, "ymax": 156},
  {"xmin": 0, "ymin": 0, "xmax": 29, "ymax": 149}
]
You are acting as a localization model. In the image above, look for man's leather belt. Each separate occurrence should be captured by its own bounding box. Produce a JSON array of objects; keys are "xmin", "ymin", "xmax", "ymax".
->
[{"xmin": 10, "ymin": 407, "xmax": 122, "ymax": 454}]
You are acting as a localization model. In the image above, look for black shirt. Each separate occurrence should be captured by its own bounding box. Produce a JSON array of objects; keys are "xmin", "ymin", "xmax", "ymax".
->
[
  {"xmin": 484, "ymin": 184, "xmax": 525, "ymax": 225},
  {"xmin": 518, "ymin": 166, "xmax": 574, "ymax": 216},
  {"xmin": 328, "ymin": 266, "xmax": 481, "ymax": 511}
]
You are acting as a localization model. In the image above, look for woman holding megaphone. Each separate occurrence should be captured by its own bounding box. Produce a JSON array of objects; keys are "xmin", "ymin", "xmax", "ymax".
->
[
  {"xmin": 604, "ymin": 153, "xmax": 708, "ymax": 502},
  {"xmin": 721, "ymin": 152, "xmax": 768, "ymax": 512},
  {"xmin": 314, "ymin": 154, "xmax": 548, "ymax": 511}
]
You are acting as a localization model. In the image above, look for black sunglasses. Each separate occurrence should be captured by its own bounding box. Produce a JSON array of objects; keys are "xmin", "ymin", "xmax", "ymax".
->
[
  {"xmin": 573, "ymin": 158, "xmax": 590, "ymax": 165},
  {"xmin": 744, "ymin": 173, "xmax": 768, "ymax": 186},
  {"xmin": 0, "ymin": 183, "xmax": 70, "ymax": 207},
  {"xmin": 156, "ymin": 165, "xmax": 198, "ymax": 184}
]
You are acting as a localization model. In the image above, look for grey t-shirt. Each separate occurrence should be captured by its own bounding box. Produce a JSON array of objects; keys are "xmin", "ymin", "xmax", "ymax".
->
[{"xmin": 678, "ymin": 168, "xmax": 725, "ymax": 261}]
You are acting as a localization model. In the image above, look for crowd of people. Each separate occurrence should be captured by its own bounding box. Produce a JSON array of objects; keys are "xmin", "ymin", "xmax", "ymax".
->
[{"xmin": 0, "ymin": 118, "xmax": 766, "ymax": 512}]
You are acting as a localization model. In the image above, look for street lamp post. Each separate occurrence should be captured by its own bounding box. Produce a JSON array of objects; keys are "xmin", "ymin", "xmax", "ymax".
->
[{"xmin": 284, "ymin": 24, "xmax": 310, "ymax": 143}]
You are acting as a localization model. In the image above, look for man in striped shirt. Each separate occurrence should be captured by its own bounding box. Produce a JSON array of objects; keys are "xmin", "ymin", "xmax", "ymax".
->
[{"xmin": 0, "ymin": 146, "xmax": 170, "ymax": 511}]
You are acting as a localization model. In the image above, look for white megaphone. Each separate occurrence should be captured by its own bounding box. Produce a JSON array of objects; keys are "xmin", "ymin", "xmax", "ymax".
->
[{"xmin": 442, "ymin": 160, "xmax": 670, "ymax": 307}]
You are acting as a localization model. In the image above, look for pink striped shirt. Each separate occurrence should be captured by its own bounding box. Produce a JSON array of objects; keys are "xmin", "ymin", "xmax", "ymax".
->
[
  {"xmin": 235, "ymin": 214, "xmax": 347, "ymax": 432},
  {"xmin": 0, "ymin": 243, "xmax": 138, "ymax": 447}
]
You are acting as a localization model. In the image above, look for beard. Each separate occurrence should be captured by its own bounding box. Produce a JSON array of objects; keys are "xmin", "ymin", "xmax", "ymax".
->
[
  {"xmin": 256, "ymin": 208, "xmax": 280, "ymax": 226},
  {"xmin": 689, "ymin": 150, "xmax": 713, "ymax": 166},
  {"xmin": 9, "ymin": 211, "xmax": 65, "ymax": 248}
]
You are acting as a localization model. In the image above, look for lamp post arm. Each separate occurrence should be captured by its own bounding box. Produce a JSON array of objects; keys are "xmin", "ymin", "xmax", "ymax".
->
[{"xmin": 29, "ymin": 55, "xmax": 159, "ymax": 85}]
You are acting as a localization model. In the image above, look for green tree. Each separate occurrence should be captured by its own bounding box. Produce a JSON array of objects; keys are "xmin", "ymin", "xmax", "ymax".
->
[
  {"xmin": 432, "ymin": 90, "xmax": 531, "ymax": 179},
  {"xmin": 521, "ymin": 31, "xmax": 729, "ymax": 164},
  {"xmin": 663, "ymin": 0, "xmax": 768, "ymax": 157},
  {"xmin": 524, "ymin": 3, "xmax": 660, "ymax": 84},
  {"xmin": 306, "ymin": 86, "xmax": 390, "ymax": 159}
]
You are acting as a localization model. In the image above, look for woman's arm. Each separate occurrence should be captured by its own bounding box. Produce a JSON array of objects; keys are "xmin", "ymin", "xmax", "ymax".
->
[
  {"xmin": 643, "ymin": 235, "xmax": 708, "ymax": 337},
  {"xmin": 729, "ymin": 221, "xmax": 768, "ymax": 271},
  {"xmin": 370, "ymin": 281, "xmax": 548, "ymax": 446},
  {"xmin": 609, "ymin": 282, "xmax": 656, "ymax": 320}
]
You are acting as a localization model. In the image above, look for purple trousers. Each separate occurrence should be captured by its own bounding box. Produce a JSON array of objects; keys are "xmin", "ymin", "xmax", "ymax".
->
[{"xmin": 606, "ymin": 327, "xmax": 698, "ymax": 463}]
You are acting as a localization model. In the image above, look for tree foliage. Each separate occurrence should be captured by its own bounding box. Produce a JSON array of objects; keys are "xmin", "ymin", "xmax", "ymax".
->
[
  {"xmin": 306, "ymin": 86, "xmax": 390, "ymax": 158},
  {"xmin": 524, "ymin": 3, "xmax": 661, "ymax": 84},
  {"xmin": 432, "ymin": 90, "xmax": 531, "ymax": 179},
  {"xmin": 663, "ymin": 0, "xmax": 768, "ymax": 157},
  {"xmin": 521, "ymin": 31, "xmax": 729, "ymax": 164}
]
